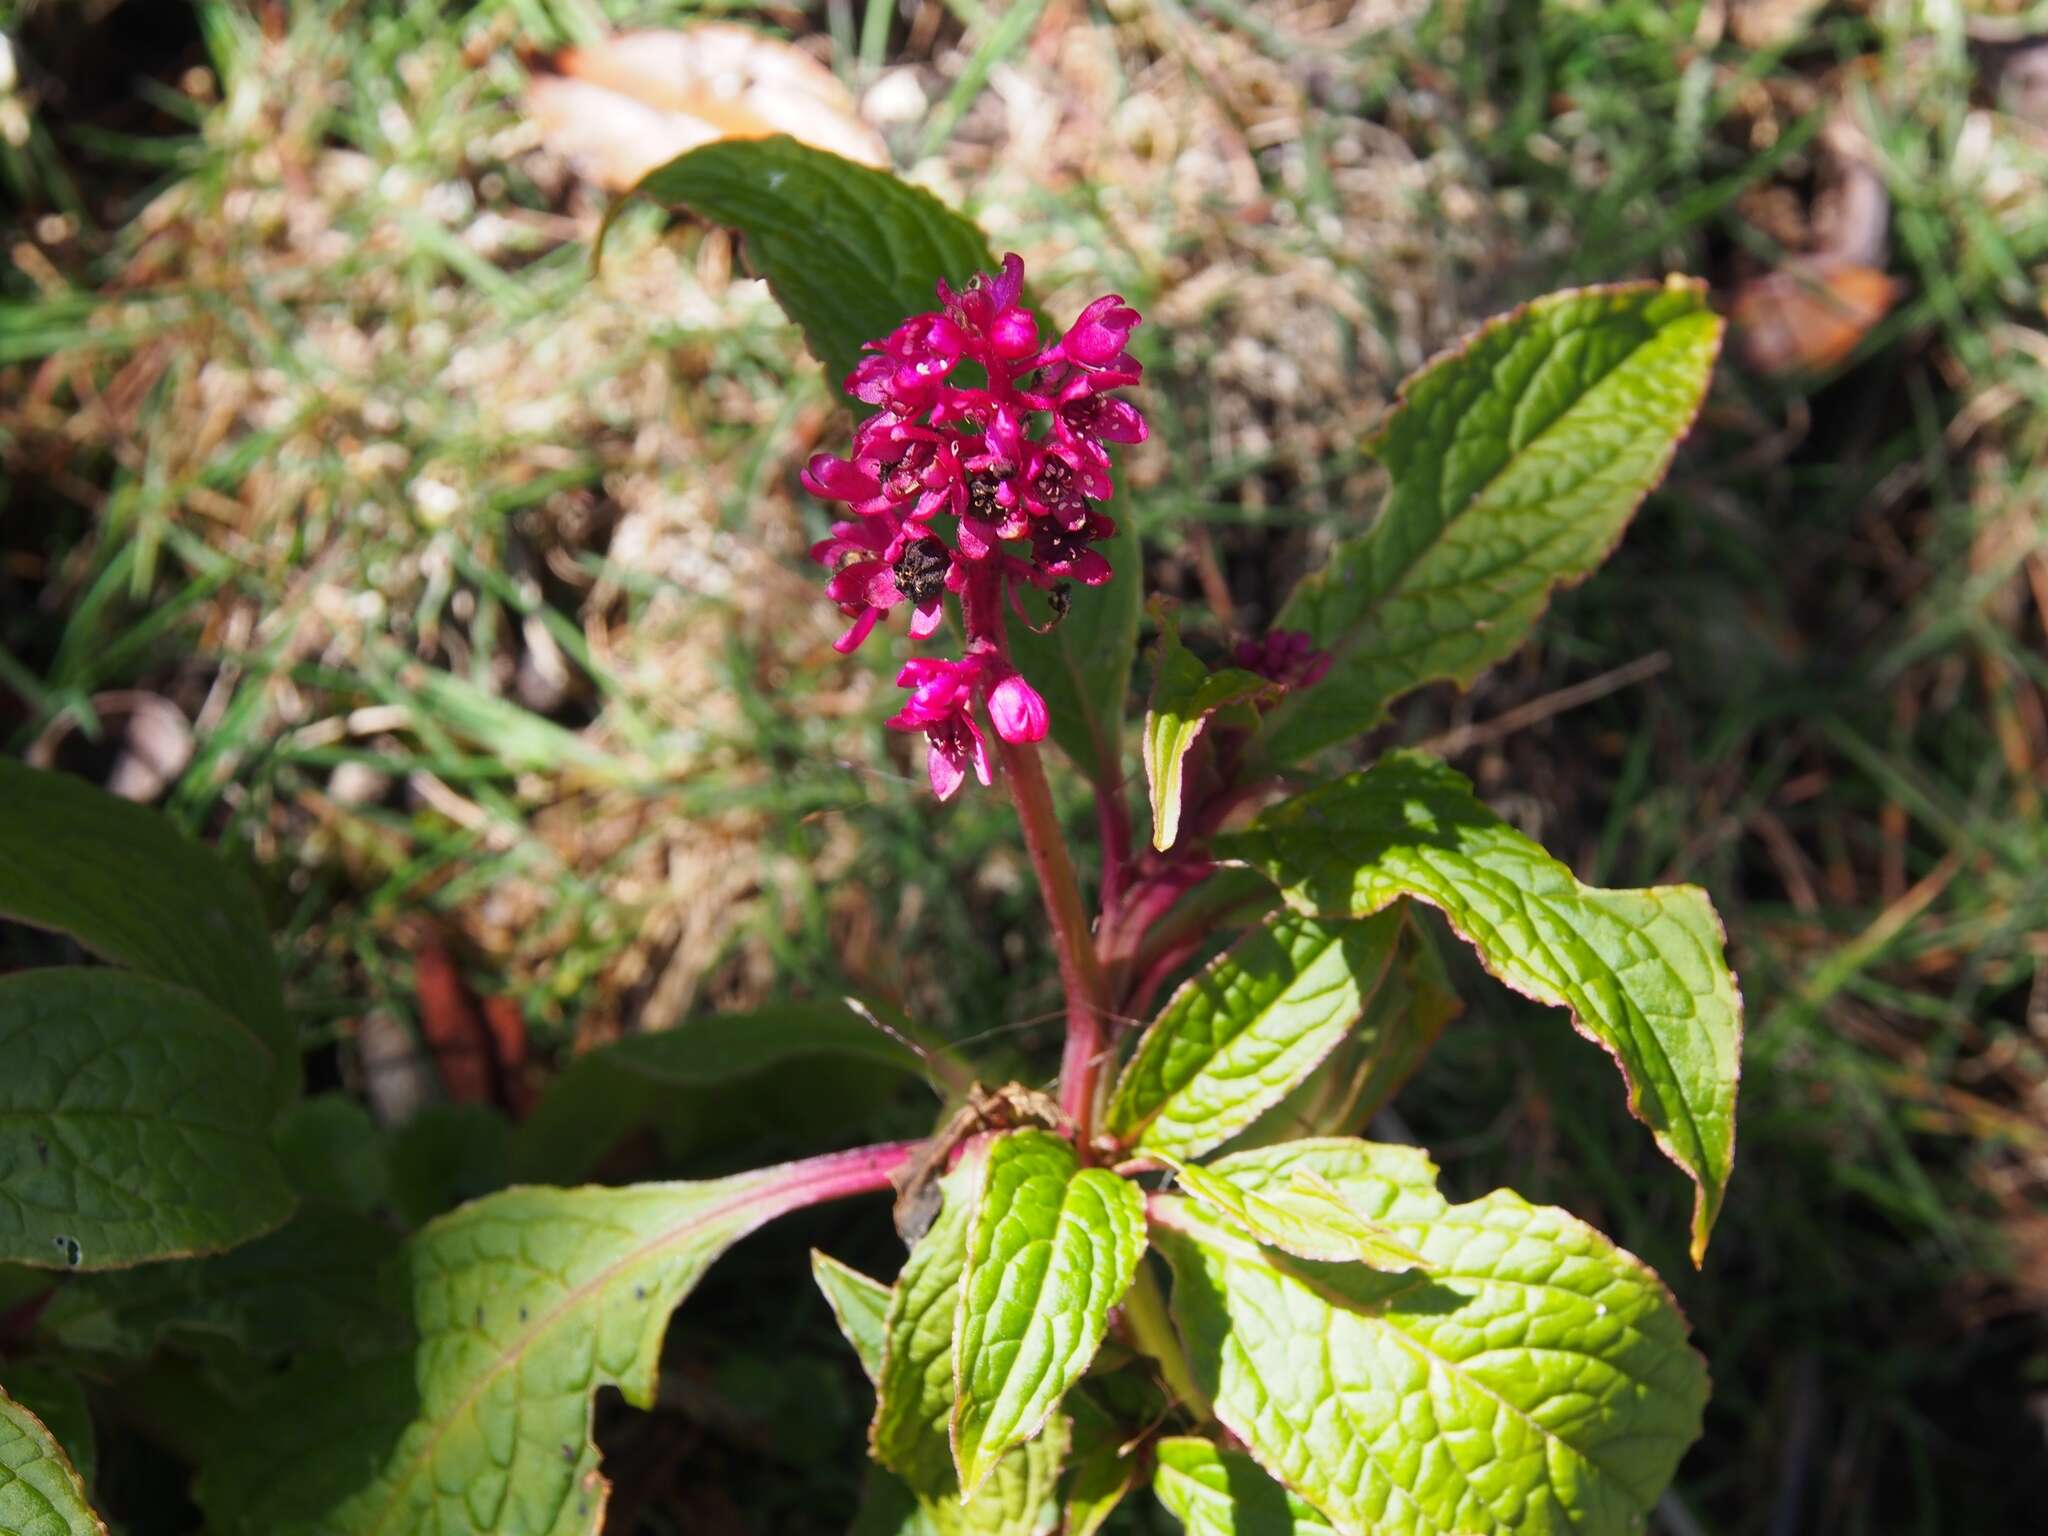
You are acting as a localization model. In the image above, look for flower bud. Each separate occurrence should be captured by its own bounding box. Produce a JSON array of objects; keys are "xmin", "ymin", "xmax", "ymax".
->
[{"xmin": 987, "ymin": 673, "xmax": 1050, "ymax": 744}]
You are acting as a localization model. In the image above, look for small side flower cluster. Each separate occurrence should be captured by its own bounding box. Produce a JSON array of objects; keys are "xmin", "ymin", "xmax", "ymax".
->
[
  {"xmin": 803, "ymin": 254, "xmax": 1145, "ymax": 798},
  {"xmin": 1234, "ymin": 628, "xmax": 1333, "ymax": 692}
]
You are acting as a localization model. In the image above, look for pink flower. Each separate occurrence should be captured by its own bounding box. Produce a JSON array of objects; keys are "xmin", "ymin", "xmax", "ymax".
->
[
  {"xmin": 886, "ymin": 656, "xmax": 994, "ymax": 801},
  {"xmin": 1041, "ymin": 293, "xmax": 1142, "ymax": 377},
  {"xmin": 936, "ymin": 254, "xmax": 1039, "ymax": 365}
]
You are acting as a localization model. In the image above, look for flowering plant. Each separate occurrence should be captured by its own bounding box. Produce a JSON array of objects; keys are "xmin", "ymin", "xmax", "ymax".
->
[{"xmin": 0, "ymin": 138, "xmax": 1741, "ymax": 1536}]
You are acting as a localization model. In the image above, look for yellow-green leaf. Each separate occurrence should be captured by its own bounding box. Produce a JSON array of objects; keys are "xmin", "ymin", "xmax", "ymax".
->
[
  {"xmin": 1219, "ymin": 752, "xmax": 1742, "ymax": 1263},
  {"xmin": 951, "ymin": 1132, "xmax": 1145, "ymax": 1493},
  {"xmin": 1104, "ymin": 912, "xmax": 1404, "ymax": 1161},
  {"xmin": 1153, "ymin": 1140, "xmax": 1707, "ymax": 1536},
  {"xmin": 0, "ymin": 1385, "xmax": 106, "ymax": 1535}
]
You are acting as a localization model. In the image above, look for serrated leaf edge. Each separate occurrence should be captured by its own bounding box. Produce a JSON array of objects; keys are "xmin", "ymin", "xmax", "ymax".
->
[
  {"xmin": 1262, "ymin": 278, "xmax": 1725, "ymax": 758},
  {"xmin": 1153, "ymin": 1193, "xmax": 1708, "ymax": 1536},
  {"xmin": 949, "ymin": 1141, "xmax": 1146, "ymax": 1498}
]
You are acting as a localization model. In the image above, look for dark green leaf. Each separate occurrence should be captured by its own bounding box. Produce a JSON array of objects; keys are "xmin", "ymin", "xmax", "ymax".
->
[
  {"xmin": 1260, "ymin": 281, "xmax": 1722, "ymax": 763},
  {"xmin": 623, "ymin": 136, "xmax": 996, "ymax": 389},
  {"xmin": 510, "ymin": 1003, "xmax": 925, "ymax": 1183},
  {"xmin": 274, "ymin": 1095, "xmax": 391, "ymax": 1214},
  {"xmin": 40, "ymin": 1206, "xmax": 404, "ymax": 1361},
  {"xmin": 0, "ymin": 760, "xmax": 292, "ymax": 1102},
  {"xmin": 387, "ymin": 1104, "xmax": 509, "ymax": 1228},
  {"xmin": 0, "ymin": 969, "xmax": 293, "ymax": 1269}
]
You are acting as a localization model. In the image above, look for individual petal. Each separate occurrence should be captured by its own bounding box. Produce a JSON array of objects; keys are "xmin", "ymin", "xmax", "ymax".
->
[
  {"xmin": 802, "ymin": 454, "xmax": 883, "ymax": 503},
  {"xmin": 927, "ymin": 738, "xmax": 967, "ymax": 801},
  {"xmin": 987, "ymin": 253, "xmax": 1026, "ymax": 312},
  {"xmin": 1090, "ymin": 395, "xmax": 1148, "ymax": 443},
  {"xmin": 834, "ymin": 607, "xmax": 883, "ymax": 654},
  {"xmin": 824, "ymin": 558, "xmax": 897, "ymax": 609},
  {"xmin": 1067, "ymin": 549, "xmax": 1114, "ymax": 585}
]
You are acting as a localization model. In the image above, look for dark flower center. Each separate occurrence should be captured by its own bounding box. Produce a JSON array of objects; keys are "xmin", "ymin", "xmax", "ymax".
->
[
  {"xmin": 966, "ymin": 470, "xmax": 1005, "ymax": 522},
  {"xmin": 892, "ymin": 537, "xmax": 951, "ymax": 606}
]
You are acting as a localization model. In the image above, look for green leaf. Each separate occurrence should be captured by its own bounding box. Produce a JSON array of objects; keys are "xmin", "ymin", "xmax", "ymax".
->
[
  {"xmin": 0, "ymin": 969, "xmax": 294, "ymax": 1270},
  {"xmin": 932, "ymin": 1418, "xmax": 1066, "ymax": 1536},
  {"xmin": 511, "ymin": 1003, "xmax": 926, "ymax": 1182},
  {"xmin": 1153, "ymin": 1140, "xmax": 1708, "ymax": 1536},
  {"xmin": 1153, "ymin": 1436, "xmax": 1335, "ymax": 1536},
  {"xmin": 275, "ymin": 1095, "xmax": 391, "ymax": 1215},
  {"xmin": 387, "ymin": 1104, "xmax": 509, "ymax": 1228},
  {"xmin": 952, "ymin": 1131, "xmax": 1145, "ymax": 1494},
  {"xmin": 1217, "ymin": 751, "xmax": 1742, "ymax": 1261},
  {"xmin": 812, "ymin": 1250, "xmax": 893, "ymax": 1382},
  {"xmin": 193, "ymin": 1348, "xmax": 418, "ymax": 1535},
  {"xmin": 0, "ymin": 1365, "xmax": 95, "ymax": 1497},
  {"xmin": 623, "ymin": 136, "xmax": 996, "ymax": 390},
  {"xmin": 0, "ymin": 1385, "xmax": 105, "ymax": 1535},
  {"xmin": 1061, "ymin": 1392, "xmax": 1137, "ymax": 1536},
  {"xmin": 1007, "ymin": 519, "xmax": 1143, "ymax": 788},
  {"xmin": 40, "ymin": 1206, "xmax": 404, "ymax": 1361},
  {"xmin": 1103, "ymin": 911, "xmax": 1405, "ymax": 1161},
  {"xmin": 871, "ymin": 1147, "xmax": 1068, "ymax": 1535},
  {"xmin": 194, "ymin": 1145, "xmax": 904, "ymax": 1536},
  {"xmin": 1260, "ymin": 280, "xmax": 1723, "ymax": 764},
  {"xmin": 875, "ymin": 1151, "xmax": 985, "ymax": 1494},
  {"xmin": 1154, "ymin": 1154, "xmax": 1430, "ymax": 1270},
  {"xmin": 1143, "ymin": 607, "xmax": 1275, "ymax": 851},
  {"xmin": 1234, "ymin": 917, "xmax": 1461, "ymax": 1148},
  {"xmin": 0, "ymin": 759, "xmax": 292, "ymax": 1103}
]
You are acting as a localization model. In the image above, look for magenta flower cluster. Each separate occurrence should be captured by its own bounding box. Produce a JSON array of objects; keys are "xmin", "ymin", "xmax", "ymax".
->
[{"xmin": 803, "ymin": 254, "xmax": 1146, "ymax": 799}]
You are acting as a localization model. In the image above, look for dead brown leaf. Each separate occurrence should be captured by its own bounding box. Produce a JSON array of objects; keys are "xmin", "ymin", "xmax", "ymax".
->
[{"xmin": 525, "ymin": 23, "xmax": 888, "ymax": 193}]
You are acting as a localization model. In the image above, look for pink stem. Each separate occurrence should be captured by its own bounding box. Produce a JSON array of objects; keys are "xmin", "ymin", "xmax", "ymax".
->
[
  {"xmin": 967, "ymin": 564, "xmax": 1112, "ymax": 1147},
  {"xmin": 1096, "ymin": 786, "xmax": 1132, "ymax": 914},
  {"xmin": 1002, "ymin": 737, "xmax": 1112, "ymax": 1139},
  {"xmin": 753, "ymin": 1140, "xmax": 924, "ymax": 1212}
]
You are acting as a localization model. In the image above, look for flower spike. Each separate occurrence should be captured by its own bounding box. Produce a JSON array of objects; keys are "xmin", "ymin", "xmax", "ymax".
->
[{"xmin": 803, "ymin": 254, "xmax": 1146, "ymax": 797}]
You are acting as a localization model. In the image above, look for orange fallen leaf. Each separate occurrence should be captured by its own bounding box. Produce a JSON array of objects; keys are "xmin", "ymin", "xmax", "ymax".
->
[
  {"xmin": 526, "ymin": 23, "xmax": 889, "ymax": 192},
  {"xmin": 1732, "ymin": 258, "xmax": 1901, "ymax": 376}
]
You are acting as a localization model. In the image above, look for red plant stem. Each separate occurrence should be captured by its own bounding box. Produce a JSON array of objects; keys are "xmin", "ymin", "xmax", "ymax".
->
[
  {"xmin": 760, "ymin": 1139, "xmax": 924, "ymax": 1210},
  {"xmin": 966, "ymin": 565, "xmax": 1112, "ymax": 1145},
  {"xmin": 998, "ymin": 736, "xmax": 1112, "ymax": 1137},
  {"xmin": 1096, "ymin": 785, "xmax": 1132, "ymax": 914},
  {"xmin": 1126, "ymin": 933, "xmax": 1205, "ymax": 1023},
  {"xmin": 1003, "ymin": 741, "xmax": 1114, "ymax": 1138}
]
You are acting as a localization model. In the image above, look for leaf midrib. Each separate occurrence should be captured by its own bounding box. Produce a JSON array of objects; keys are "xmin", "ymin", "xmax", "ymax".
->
[{"xmin": 357, "ymin": 1174, "xmax": 807, "ymax": 1536}]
